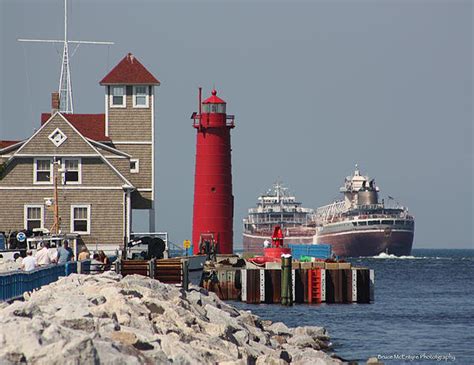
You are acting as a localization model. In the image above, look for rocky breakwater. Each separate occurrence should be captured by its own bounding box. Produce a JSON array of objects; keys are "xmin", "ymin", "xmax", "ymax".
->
[{"xmin": 0, "ymin": 272, "xmax": 343, "ymax": 365}]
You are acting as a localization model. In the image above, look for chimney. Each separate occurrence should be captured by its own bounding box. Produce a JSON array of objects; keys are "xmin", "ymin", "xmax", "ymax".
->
[{"xmin": 51, "ymin": 92, "xmax": 60, "ymax": 113}]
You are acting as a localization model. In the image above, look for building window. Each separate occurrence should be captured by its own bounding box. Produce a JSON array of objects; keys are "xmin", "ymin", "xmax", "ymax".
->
[
  {"xmin": 71, "ymin": 205, "xmax": 91, "ymax": 234},
  {"xmin": 111, "ymin": 86, "xmax": 126, "ymax": 107},
  {"xmin": 24, "ymin": 205, "xmax": 43, "ymax": 230},
  {"xmin": 130, "ymin": 159, "xmax": 139, "ymax": 173},
  {"xmin": 63, "ymin": 158, "xmax": 81, "ymax": 184},
  {"xmin": 34, "ymin": 158, "xmax": 52, "ymax": 184},
  {"xmin": 133, "ymin": 86, "xmax": 149, "ymax": 107}
]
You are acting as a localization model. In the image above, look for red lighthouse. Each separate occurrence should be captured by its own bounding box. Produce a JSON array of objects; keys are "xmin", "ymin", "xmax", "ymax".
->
[{"xmin": 191, "ymin": 88, "xmax": 235, "ymax": 255}]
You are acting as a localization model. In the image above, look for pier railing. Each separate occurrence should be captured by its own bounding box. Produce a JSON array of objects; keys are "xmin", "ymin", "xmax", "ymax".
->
[
  {"xmin": 0, "ymin": 256, "xmax": 194, "ymax": 303},
  {"xmin": 0, "ymin": 261, "xmax": 89, "ymax": 302}
]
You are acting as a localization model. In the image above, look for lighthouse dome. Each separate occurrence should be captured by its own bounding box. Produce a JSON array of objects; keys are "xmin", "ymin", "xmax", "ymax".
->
[{"xmin": 203, "ymin": 89, "xmax": 226, "ymax": 104}]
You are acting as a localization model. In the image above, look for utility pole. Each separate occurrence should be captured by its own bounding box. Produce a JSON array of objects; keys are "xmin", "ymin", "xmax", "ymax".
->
[{"xmin": 50, "ymin": 159, "xmax": 62, "ymax": 235}]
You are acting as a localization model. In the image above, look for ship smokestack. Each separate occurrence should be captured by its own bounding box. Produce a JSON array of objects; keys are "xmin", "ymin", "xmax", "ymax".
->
[{"xmin": 358, "ymin": 188, "xmax": 378, "ymax": 206}]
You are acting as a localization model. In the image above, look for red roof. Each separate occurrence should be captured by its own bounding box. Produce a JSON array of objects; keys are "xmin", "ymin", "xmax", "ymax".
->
[
  {"xmin": 0, "ymin": 140, "xmax": 21, "ymax": 149},
  {"xmin": 100, "ymin": 53, "xmax": 160, "ymax": 85},
  {"xmin": 203, "ymin": 89, "xmax": 226, "ymax": 104},
  {"xmin": 41, "ymin": 113, "xmax": 110, "ymax": 142}
]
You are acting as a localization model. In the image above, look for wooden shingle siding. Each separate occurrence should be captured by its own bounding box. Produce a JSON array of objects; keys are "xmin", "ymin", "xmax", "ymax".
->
[
  {"xmin": 110, "ymin": 145, "xmax": 152, "ymax": 188},
  {"xmin": 0, "ymin": 158, "xmax": 34, "ymax": 186},
  {"xmin": 93, "ymin": 145, "xmax": 132, "ymax": 181},
  {"xmin": 0, "ymin": 190, "xmax": 25, "ymax": 231},
  {"xmin": 0, "ymin": 190, "xmax": 125, "ymax": 248},
  {"xmin": 107, "ymin": 91, "xmax": 152, "ymax": 141},
  {"xmin": 105, "ymin": 158, "xmax": 131, "ymax": 181},
  {"xmin": 18, "ymin": 114, "xmax": 99, "ymax": 156},
  {"xmin": 66, "ymin": 190, "xmax": 125, "ymax": 248},
  {"xmin": 81, "ymin": 158, "xmax": 125, "ymax": 186}
]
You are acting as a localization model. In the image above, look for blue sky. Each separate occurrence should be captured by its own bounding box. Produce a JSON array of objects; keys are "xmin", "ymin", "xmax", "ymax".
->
[{"xmin": 1, "ymin": 0, "xmax": 472, "ymax": 248}]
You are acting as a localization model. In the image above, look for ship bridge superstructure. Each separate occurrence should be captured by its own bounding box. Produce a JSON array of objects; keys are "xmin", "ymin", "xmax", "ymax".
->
[
  {"xmin": 315, "ymin": 166, "xmax": 414, "ymax": 226},
  {"xmin": 243, "ymin": 182, "xmax": 314, "ymax": 234},
  {"xmin": 340, "ymin": 164, "xmax": 380, "ymax": 209}
]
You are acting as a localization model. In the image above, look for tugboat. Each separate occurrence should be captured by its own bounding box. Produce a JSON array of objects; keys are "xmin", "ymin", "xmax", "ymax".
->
[{"xmin": 314, "ymin": 166, "xmax": 415, "ymax": 257}]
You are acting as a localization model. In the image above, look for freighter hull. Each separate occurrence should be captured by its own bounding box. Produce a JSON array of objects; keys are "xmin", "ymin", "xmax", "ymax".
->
[
  {"xmin": 316, "ymin": 229, "xmax": 414, "ymax": 257},
  {"xmin": 243, "ymin": 233, "xmax": 314, "ymax": 255}
]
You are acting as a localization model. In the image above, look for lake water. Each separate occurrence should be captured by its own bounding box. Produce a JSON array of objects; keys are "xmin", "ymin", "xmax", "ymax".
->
[{"xmin": 232, "ymin": 249, "xmax": 474, "ymax": 364}]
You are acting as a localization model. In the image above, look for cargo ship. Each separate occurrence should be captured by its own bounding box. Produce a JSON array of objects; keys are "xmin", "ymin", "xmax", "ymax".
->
[
  {"xmin": 314, "ymin": 166, "xmax": 415, "ymax": 257},
  {"xmin": 242, "ymin": 182, "xmax": 316, "ymax": 254}
]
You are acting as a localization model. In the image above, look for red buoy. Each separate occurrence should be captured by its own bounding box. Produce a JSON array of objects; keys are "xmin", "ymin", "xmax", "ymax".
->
[
  {"xmin": 191, "ymin": 88, "xmax": 235, "ymax": 254},
  {"xmin": 263, "ymin": 225, "xmax": 291, "ymax": 259}
]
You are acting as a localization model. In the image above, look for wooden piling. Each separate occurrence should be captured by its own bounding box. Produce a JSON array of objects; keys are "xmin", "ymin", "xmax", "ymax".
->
[
  {"xmin": 354, "ymin": 268, "xmax": 371, "ymax": 303},
  {"xmin": 343, "ymin": 269, "xmax": 352, "ymax": 303},
  {"xmin": 182, "ymin": 260, "xmax": 189, "ymax": 291},
  {"xmin": 281, "ymin": 256, "xmax": 293, "ymax": 306},
  {"xmin": 294, "ymin": 269, "xmax": 307, "ymax": 303},
  {"xmin": 265, "ymin": 270, "xmax": 281, "ymax": 303},
  {"xmin": 243, "ymin": 269, "xmax": 264, "ymax": 304}
]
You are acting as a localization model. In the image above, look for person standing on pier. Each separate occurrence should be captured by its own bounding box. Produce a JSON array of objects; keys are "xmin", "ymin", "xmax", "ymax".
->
[
  {"xmin": 21, "ymin": 250, "xmax": 37, "ymax": 272},
  {"xmin": 35, "ymin": 242, "xmax": 51, "ymax": 266},
  {"xmin": 57, "ymin": 241, "xmax": 73, "ymax": 264},
  {"xmin": 78, "ymin": 247, "xmax": 90, "ymax": 261}
]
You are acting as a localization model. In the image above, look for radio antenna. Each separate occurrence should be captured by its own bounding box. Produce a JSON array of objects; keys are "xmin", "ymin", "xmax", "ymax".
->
[{"xmin": 18, "ymin": 0, "xmax": 114, "ymax": 113}]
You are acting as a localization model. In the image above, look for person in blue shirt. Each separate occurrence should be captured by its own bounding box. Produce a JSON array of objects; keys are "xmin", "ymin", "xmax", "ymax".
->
[{"xmin": 57, "ymin": 240, "xmax": 73, "ymax": 264}]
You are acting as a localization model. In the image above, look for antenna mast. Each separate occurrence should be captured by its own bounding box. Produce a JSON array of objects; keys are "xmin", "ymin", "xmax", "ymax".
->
[{"xmin": 18, "ymin": 0, "xmax": 114, "ymax": 114}]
